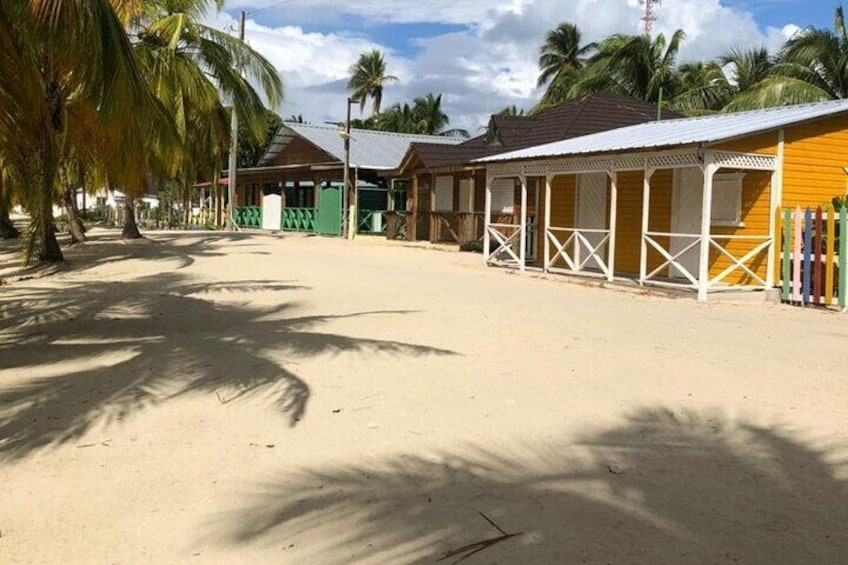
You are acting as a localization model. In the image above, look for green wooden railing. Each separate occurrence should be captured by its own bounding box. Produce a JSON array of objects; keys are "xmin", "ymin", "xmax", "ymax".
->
[
  {"xmin": 358, "ymin": 209, "xmax": 387, "ymax": 235},
  {"xmin": 281, "ymin": 207, "xmax": 316, "ymax": 232},
  {"xmin": 233, "ymin": 206, "xmax": 262, "ymax": 228}
]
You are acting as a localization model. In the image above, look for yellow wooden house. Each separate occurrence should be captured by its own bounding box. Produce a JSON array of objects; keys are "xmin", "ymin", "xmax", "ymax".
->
[{"xmin": 476, "ymin": 100, "xmax": 848, "ymax": 301}]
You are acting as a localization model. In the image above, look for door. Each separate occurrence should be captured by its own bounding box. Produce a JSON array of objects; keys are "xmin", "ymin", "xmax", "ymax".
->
[
  {"xmin": 261, "ymin": 185, "xmax": 282, "ymax": 230},
  {"xmin": 575, "ymin": 172, "xmax": 608, "ymax": 271},
  {"xmin": 670, "ymin": 168, "xmax": 704, "ymax": 280},
  {"xmin": 316, "ymin": 184, "xmax": 342, "ymax": 236}
]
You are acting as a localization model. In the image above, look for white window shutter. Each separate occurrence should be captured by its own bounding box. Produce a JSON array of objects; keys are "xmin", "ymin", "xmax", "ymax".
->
[
  {"xmin": 491, "ymin": 178, "xmax": 515, "ymax": 214},
  {"xmin": 710, "ymin": 174, "xmax": 743, "ymax": 226}
]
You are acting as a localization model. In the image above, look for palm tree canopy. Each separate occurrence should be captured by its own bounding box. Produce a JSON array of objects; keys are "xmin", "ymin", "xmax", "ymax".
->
[
  {"xmin": 572, "ymin": 29, "xmax": 686, "ymax": 103},
  {"xmin": 347, "ymin": 49, "xmax": 398, "ymax": 115},
  {"xmin": 537, "ymin": 22, "xmax": 595, "ymax": 87},
  {"xmin": 536, "ymin": 22, "xmax": 595, "ymax": 107},
  {"xmin": 412, "ymin": 93, "xmax": 449, "ymax": 135}
]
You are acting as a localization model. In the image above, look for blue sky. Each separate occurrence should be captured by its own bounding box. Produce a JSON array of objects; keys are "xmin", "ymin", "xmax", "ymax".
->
[{"xmin": 724, "ymin": 0, "xmax": 833, "ymax": 29}]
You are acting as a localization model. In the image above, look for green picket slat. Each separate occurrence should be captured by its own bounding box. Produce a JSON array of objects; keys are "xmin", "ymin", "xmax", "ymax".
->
[{"xmin": 840, "ymin": 205, "xmax": 847, "ymax": 308}]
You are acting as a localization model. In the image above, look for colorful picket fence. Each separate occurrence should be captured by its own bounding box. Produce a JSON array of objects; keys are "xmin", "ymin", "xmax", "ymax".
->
[{"xmin": 776, "ymin": 206, "xmax": 847, "ymax": 308}]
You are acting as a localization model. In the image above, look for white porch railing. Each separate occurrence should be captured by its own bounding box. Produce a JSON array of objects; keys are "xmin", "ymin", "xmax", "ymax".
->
[
  {"xmin": 641, "ymin": 231, "xmax": 773, "ymax": 291},
  {"xmin": 486, "ymin": 222, "xmax": 522, "ymax": 266},
  {"xmin": 546, "ymin": 227, "xmax": 613, "ymax": 279},
  {"xmin": 642, "ymin": 231, "xmax": 701, "ymax": 289},
  {"xmin": 708, "ymin": 235, "xmax": 772, "ymax": 290}
]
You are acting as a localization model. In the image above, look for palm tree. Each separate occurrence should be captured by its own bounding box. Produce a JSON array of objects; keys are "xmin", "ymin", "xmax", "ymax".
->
[
  {"xmin": 755, "ymin": 6, "xmax": 848, "ymax": 105},
  {"xmin": 574, "ymin": 30, "xmax": 686, "ymax": 104},
  {"xmin": 412, "ymin": 93, "xmax": 449, "ymax": 135},
  {"xmin": 537, "ymin": 22, "xmax": 595, "ymax": 105},
  {"xmin": 497, "ymin": 105, "xmax": 526, "ymax": 117},
  {"xmin": 0, "ymin": 160, "xmax": 20, "ymax": 239},
  {"xmin": 671, "ymin": 61, "xmax": 732, "ymax": 115},
  {"xmin": 0, "ymin": 0, "xmax": 146, "ymax": 262},
  {"xmin": 377, "ymin": 103, "xmax": 418, "ymax": 133},
  {"xmin": 347, "ymin": 49, "xmax": 398, "ymax": 116},
  {"xmin": 127, "ymin": 0, "xmax": 284, "ymax": 237}
]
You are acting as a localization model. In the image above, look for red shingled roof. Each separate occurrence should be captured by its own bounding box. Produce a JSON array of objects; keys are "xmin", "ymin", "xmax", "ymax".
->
[{"xmin": 399, "ymin": 94, "xmax": 682, "ymax": 173}]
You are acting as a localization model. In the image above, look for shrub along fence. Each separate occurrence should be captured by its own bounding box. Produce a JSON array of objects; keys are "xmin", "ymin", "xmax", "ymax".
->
[{"xmin": 776, "ymin": 205, "xmax": 847, "ymax": 308}]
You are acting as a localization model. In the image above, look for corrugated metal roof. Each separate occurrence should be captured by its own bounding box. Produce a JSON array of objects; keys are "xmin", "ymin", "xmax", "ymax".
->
[
  {"xmin": 477, "ymin": 99, "xmax": 848, "ymax": 163},
  {"xmin": 260, "ymin": 123, "xmax": 462, "ymax": 170}
]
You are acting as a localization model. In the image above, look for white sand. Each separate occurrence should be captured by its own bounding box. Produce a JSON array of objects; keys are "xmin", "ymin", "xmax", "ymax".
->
[{"xmin": 1, "ymin": 228, "xmax": 846, "ymax": 564}]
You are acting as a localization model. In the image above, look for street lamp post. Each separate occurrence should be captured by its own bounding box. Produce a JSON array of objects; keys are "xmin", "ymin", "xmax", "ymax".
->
[{"xmin": 341, "ymin": 97, "xmax": 359, "ymax": 239}]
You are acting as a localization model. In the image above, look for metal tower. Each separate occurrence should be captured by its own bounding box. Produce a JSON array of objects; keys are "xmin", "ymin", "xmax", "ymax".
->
[{"xmin": 640, "ymin": 0, "xmax": 660, "ymax": 36}]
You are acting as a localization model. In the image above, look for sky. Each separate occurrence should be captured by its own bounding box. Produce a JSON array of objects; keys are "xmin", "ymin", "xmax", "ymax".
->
[{"xmin": 206, "ymin": 0, "xmax": 838, "ymax": 132}]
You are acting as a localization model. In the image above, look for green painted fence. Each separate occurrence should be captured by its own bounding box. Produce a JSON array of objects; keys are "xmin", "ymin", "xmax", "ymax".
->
[
  {"xmin": 777, "ymin": 205, "xmax": 846, "ymax": 308},
  {"xmin": 358, "ymin": 209, "xmax": 387, "ymax": 235},
  {"xmin": 281, "ymin": 207, "xmax": 316, "ymax": 232},
  {"xmin": 233, "ymin": 206, "xmax": 262, "ymax": 229}
]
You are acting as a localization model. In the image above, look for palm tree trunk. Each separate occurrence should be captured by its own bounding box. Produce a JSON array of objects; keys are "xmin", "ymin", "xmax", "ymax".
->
[
  {"xmin": 63, "ymin": 186, "xmax": 86, "ymax": 243},
  {"xmin": 35, "ymin": 183, "xmax": 63, "ymax": 262},
  {"xmin": 0, "ymin": 172, "xmax": 19, "ymax": 239},
  {"xmin": 122, "ymin": 196, "xmax": 142, "ymax": 239}
]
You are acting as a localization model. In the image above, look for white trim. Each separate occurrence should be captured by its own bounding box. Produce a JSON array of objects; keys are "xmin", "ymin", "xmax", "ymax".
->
[
  {"xmin": 486, "ymin": 147, "xmax": 777, "ymax": 180},
  {"xmin": 519, "ymin": 175, "xmax": 527, "ymax": 271},
  {"xmin": 766, "ymin": 129, "xmax": 785, "ymax": 287},
  {"xmin": 639, "ymin": 166, "xmax": 654, "ymax": 285},
  {"xmin": 698, "ymin": 158, "xmax": 717, "ymax": 302},
  {"xmin": 543, "ymin": 174, "xmax": 552, "ymax": 273},
  {"xmin": 607, "ymin": 170, "xmax": 618, "ymax": 282},
  {"xmin": 483, "ymin": 175, "xmax": 492, "ymax": 265}
]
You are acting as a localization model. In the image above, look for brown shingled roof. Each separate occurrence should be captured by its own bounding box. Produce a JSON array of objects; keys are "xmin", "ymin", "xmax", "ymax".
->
[{"xmin": 399, "ymin": 94, "xmax": 683, "ymax": 173}]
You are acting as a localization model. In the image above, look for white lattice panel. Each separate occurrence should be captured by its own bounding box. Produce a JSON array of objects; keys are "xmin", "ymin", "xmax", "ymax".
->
[
  {"xmin": 524, "ymin": 164, "xmax": 549, "ymax": 176},
  {"xmin": 711, "ymin": 151, "xmax": 777, "ymax": 171},
  {"xmin": 648, "ymin": 151, "xmax": 701, "ymax": 170},
  {"xmin": 614, "ymin": 157, "xmax": 648, "ymax": 171}
]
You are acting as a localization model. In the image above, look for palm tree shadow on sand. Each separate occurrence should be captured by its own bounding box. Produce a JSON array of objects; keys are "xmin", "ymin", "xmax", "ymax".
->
[
  {"xmin": 0, "ymin": 271, "xmax": 454, "ymax": 460},
  {"xmin": 211, "ymin": 407, "xmax": 848, "ymax": 563}
]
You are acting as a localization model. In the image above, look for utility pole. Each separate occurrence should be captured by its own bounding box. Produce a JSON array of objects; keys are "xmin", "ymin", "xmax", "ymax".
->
[
  {"xmin": 640, "ymin": 0, "xmax": 660, "ymax": 37},
  {"xmin": 341, "ymin": 97, "xmax": 358, "ymax": 239},
  {"xmin": 227, "ymin": 10, "xmax": 246, "ymax": 230}
]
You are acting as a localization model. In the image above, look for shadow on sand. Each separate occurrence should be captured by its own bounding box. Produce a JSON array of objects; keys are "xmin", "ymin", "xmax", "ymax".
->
[
  {"xmin": 211, "ymin": 407, "xmax": 848, "ymax": 563},
  {"xmin": 0, "ymin": 255, "xmax": 454, "ymax": 460}
]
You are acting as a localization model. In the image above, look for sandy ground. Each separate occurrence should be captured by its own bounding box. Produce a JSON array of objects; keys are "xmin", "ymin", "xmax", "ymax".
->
[{"xmin": 1, "ymin": 227, "xmax": 847, "ymax": 564}]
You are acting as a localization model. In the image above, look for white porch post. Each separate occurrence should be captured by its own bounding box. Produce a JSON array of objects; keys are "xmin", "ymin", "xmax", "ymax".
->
[
  {"xmin": 544, "ymin": 173, "xmax": 552, "ymax": 273},
  {"xmin": 639, "ymin": 165, "xmax": 654, "ymax": 285},
  {"xmin": 607, "ymin": 169, "xmax": 618, "ymax": 282},
  {"xmin": 519, "ymin": 174, "xmax": 528, "ymax": 271},
  {"xmin": 698, "ymin": 155, "xmax": 717, "ymax": 302},
  {"xmin": 766, "ymin": 129, "xmax": 785, "ymax": 287},
  {"xmin": 483, "ymin": 174, "xmax": 492, "ymax": 265}
]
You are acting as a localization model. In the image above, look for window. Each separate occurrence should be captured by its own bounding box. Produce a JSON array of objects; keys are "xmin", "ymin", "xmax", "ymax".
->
[
  {"xmin": 458, "ymin": 179, "xmax": 472, "ymax": 212},
  {"xmin": 711, "ymin": 173, "xmax": 745, "ymax": 227},
  {"xmin": 434, "ymin": 176, "xmax": 453, "ymax": 211},
  {"xmin": 490, "ymin": 178, "xmax": 515, "ymax": 213}
]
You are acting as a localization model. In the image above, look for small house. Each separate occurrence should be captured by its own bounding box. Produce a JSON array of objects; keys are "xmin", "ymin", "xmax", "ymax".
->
[{"xmin": 476, "ymin": 99, "xmax": 848, "ymax": 301}]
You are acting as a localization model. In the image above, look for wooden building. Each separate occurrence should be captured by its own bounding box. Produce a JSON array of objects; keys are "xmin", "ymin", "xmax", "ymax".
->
[
  {"xmin": 476, "ymin": 99, "xmax": 848, "ymax": 301},
  {"xmin": 225, "ymin": 123, "xmax": 460, "ymax": 235},
  {"xmin": 392, "ymin": 95, "xmax": 680, "ymax": 243}
]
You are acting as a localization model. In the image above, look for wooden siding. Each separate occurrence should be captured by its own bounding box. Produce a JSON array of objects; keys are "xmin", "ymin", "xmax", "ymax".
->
[
  {"xmin": 712, "ymin": 131, "xmax": 778, "ymax": 155},
  {"xmin": 268, "ymin": 136, "xmax": 336, "ymax": 167},
  {"xmin": 782, "ymin": 114, "xmax": 848, "ymax": 207}
]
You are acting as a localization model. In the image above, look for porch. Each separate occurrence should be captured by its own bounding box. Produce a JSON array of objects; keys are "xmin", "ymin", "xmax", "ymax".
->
[{"xmin": 484, "ymin": 148, "xmax": 779, "ymax": 301}]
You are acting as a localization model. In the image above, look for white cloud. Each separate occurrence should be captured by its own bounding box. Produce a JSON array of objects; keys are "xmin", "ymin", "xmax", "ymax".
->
[{"xmin": 209, "ymin": 0, "xmax": 802, "ymax": 132}]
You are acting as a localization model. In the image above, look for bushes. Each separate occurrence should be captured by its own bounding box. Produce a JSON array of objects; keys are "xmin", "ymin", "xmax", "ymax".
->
[{"xmin": 459, "ymin": 240, "xmax": 485, "ymax": 253}]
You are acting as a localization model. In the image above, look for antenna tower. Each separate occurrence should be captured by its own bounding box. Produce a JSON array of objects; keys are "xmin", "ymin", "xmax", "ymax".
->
[{"xmin": 640, "ymin": 0, "xmax": 660, "ymax": 37}]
